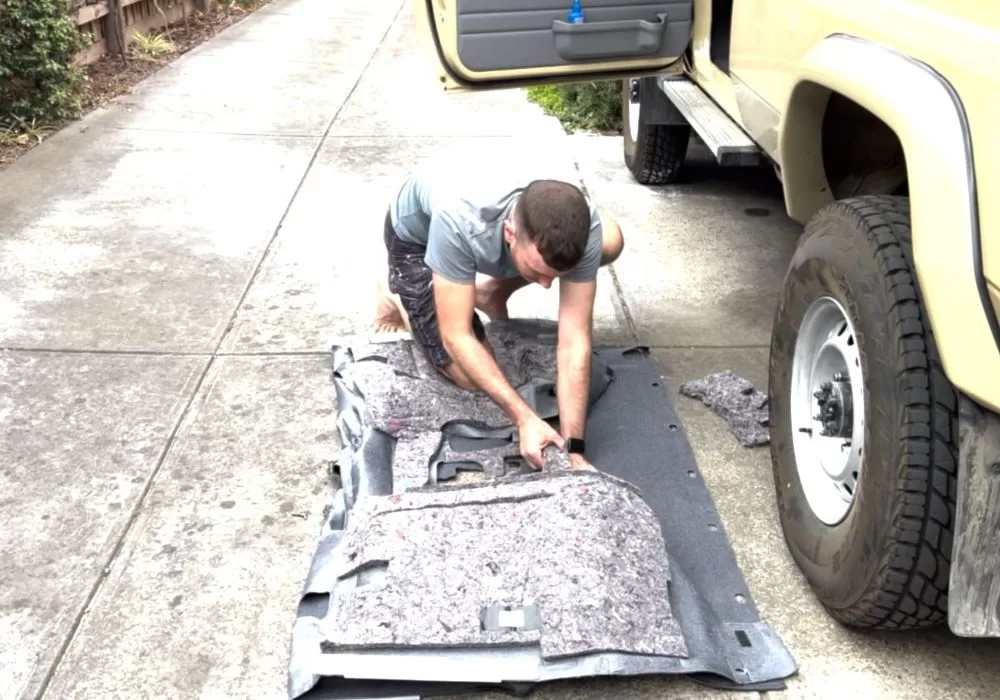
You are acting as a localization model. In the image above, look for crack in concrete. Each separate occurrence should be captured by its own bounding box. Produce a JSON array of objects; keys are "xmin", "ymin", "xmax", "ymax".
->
[
  {"xmin": 31, "ymin": 1, "xmax": 410, "ymax": 697},
  {"xmin": 31, "ymin": 355, "xmax": 216, "ymax": 700},
  {"xmin": 648, "ymin": 344, "xmax": 771, "ymax": 350},
  {"xmin": 571, "ymin": 160, "xmax": 640, "ymax": 344},
  {"xmin": 607, "ymin": 264, "xmax": 639, "ymax": 343},
  {"xmin": 0, "ymin": 347, "xmax": 332, "ymax": 357},
  {"xmin": 105, "ymin": 126, "xmax": 326, "ymax": 138}
]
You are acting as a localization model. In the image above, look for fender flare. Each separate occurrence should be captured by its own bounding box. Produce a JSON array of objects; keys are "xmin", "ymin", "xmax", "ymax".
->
[{"xmin": 778, "ymin": 33, "xmax": 1000, "ymax": 409}]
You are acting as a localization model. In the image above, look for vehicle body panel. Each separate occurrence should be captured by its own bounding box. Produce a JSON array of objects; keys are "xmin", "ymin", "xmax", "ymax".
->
[
  {"xmin": 412, "ymin": 0, "xmax": 692, "ymax": 89},
  {"xmin": 728, "ymin": 2, "xmax": 1000, "ymax": 395},
  {"xmin": 774, "ymin": 34, "xmax": 1000, "ymax": 413},
  {"xmin": 686, "ymin": 0, "xmax": 743, "ymax": 127}
]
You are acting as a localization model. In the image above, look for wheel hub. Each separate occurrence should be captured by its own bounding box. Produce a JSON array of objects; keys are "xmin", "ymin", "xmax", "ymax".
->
[
  {"xmin": 790, "ymin": 297, "xmax": 865, "ymax": 525},
  {"xmin": 813, "ymin": 376, "xmax": 852, "ymax": 439}
]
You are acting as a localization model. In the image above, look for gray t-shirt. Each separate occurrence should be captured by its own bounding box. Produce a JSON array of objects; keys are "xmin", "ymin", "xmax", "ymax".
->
[{"xmin": 389, "ymin": 162, "xmax": 603, "ymax": 284}]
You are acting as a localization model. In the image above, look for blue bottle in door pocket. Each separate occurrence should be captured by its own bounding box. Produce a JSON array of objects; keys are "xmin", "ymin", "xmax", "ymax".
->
[{"xmin": 568, "ymin": 0, "xmax": 585, "ymax": 24}]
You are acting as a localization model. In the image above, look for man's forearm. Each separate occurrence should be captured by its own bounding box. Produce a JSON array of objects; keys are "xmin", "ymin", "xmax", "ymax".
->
[
  {"xmin": 556, "ymin": 340, "xmax": 591, "ymax": 440},
  {"xmin": 443, "ymin": 332, "xmax": 534, "ymax": 425}
]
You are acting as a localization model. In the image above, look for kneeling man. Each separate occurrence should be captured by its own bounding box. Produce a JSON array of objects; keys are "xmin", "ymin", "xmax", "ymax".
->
[{"xmin": 376, "ymin": 162, "xmax": 624, "ymax": 472}]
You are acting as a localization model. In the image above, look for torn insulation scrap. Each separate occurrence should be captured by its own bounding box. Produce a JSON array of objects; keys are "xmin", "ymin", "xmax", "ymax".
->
[{"xmin": 679, "ymin": 370, "xmax": 770, "ymax": 447}]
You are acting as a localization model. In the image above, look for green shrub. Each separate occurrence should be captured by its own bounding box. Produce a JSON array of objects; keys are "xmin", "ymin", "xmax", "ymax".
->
[
  {"xmin": 526, "ymin": 80, "xmax": 622, "ymax": 133},
  {"xmin": 0, "ymin": 0, "xmax": 87, "ymax": 130}
]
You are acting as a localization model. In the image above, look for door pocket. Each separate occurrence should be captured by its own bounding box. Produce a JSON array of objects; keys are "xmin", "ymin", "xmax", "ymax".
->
[{"xmin": 553, "ymin": 13, "xmax": 669, "ymax": 61}]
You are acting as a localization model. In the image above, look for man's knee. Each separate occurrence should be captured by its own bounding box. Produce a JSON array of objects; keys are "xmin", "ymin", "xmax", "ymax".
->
[
  {"xmin": 440, "ymin": 360, "xmax": 477, "ymax": 391},
  {"xmin": 600, "ymin": 215, "xmax": 624, "ymax": 266}
]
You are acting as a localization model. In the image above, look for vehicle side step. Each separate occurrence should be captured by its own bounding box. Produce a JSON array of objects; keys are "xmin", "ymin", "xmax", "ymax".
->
[{"xmin": 658, "ymin": 77, "xmax": 764, "ymax": 167}]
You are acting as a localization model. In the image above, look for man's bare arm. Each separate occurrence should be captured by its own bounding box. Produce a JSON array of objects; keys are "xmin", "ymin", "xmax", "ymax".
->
[
  {"xmin": 434, "ymin": 273, "xmax": 565, "ymax": 467},
  {"xmin": 432, "ymin": 273, "xmax": 535, "ymax": 424},
  {"xmin": 557, "ymin": 277, "xmax": 597, "ymax": 462}
]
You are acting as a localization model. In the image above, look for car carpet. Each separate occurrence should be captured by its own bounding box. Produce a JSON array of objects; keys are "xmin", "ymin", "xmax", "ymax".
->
[
  {"xmin": 286, "ymin": 319, "xmax": 797, "ymax": 699},
  {"xmin": 320, "ymin": 467, "xmax": 685, "ymax": 660}
]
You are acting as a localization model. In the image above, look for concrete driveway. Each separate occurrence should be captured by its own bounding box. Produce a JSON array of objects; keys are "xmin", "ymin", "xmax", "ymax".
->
[{"xmin": 1, "ymin": 0, "xmax": 998, "ymax": 698}]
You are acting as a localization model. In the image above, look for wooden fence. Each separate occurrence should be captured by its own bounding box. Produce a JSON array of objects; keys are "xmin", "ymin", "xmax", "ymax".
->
[{"xmin": 69, "ymin": 0, "xmax": 218, "ymax": 64}]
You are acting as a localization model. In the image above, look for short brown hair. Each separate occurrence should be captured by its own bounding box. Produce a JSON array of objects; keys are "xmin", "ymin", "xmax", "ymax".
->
[{"xmin": 515, "ymin": 179, "xmax": 591, "ymax": 271}]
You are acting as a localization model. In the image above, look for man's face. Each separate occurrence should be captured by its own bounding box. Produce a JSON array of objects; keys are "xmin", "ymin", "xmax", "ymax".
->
[{"xmin": 503, "ymin": 217, "xmax": 562, "ymax": 289}]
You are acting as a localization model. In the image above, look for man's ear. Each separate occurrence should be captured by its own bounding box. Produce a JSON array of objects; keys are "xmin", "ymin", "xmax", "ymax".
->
[{"xmin": 502, "ymin": 219, "xmax": 516, "ymax": 245}]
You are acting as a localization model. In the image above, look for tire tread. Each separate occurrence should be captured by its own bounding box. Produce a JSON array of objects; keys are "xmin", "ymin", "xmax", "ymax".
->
[
  {"xmin": 825, "ymin": 195, "xmax": 957, "ymax": 630},
  {"xmin": 630, "ymin": 124, "xmax": 688, "ymax": 185}
]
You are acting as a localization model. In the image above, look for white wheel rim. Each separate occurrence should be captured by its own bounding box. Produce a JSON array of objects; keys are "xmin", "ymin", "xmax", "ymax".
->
[
  {"xmin": 790, "ymin": 296, "xmax": 866, "ymax": 526},
  {"xmin": 628, "ymin": 79, "xmax": 641, "ymax": 142}
]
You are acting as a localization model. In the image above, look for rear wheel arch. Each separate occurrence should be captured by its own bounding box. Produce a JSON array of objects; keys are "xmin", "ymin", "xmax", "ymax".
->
[
  {"xmin": 780, "ymin": 84, "xmax": 908, "ymax": 222},
  {"xmin": 777, "ymin": 79, "xmax": 835, "ymax": 224},
  {"xmin": 776, "ymin": 35, "xmax": 1000, "ymax": 404}
]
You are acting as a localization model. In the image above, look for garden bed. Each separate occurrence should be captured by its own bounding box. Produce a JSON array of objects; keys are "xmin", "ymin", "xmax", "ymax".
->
[{"xmin": 0, "ymin": 0, "xmax": 273, "ymax": 171}]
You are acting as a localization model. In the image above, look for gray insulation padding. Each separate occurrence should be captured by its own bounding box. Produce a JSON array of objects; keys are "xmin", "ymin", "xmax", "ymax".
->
[
  {"xmin": 348, "ymin": 322, "xmax": 585, "ymax": 441},
  {"xmin": 313, "ymin": 319, "xmax": 685, "ymax": 662},
  {"xmin": 340, "ymin": 319, "xmax": 613, "ymax": 492},
  {"xmin": 679, "ymin": 370, "xmax": 770, "ymax": 447},
  {"xmin": 320, "ymin": 469, "xmax": 685, "ymax": 660}
]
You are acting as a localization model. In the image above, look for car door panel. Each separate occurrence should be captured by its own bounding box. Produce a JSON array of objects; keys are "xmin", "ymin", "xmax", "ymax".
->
[{"xmin": 417, "ymin": 0, "xmax": 693, "ymax": 86}]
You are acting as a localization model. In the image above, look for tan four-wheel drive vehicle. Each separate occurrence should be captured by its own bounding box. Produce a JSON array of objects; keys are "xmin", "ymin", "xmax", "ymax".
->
[{"xmin": 412, "ymin": 0, "xmax": 1000, "ymax": 637}]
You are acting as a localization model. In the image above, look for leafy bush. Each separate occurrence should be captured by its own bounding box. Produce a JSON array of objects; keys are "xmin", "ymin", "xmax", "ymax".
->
[
  {"xmin": 0, "ymin": 0, "xmax": 87, "ymax": 129},
  {"xmin": 526, "ymin": 80, "xmax": 622, "ymax": 133}
]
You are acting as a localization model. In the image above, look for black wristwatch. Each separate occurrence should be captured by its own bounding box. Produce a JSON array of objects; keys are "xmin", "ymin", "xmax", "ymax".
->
[{"xmin": 566, "ymin": 438, "xmax": 586, "ymax": 454}]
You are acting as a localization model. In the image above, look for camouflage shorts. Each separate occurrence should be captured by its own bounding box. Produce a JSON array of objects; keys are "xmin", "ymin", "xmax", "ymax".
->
[{"xmin": 383, "ymin": 208, "xmax": 486, "ymax": 368}]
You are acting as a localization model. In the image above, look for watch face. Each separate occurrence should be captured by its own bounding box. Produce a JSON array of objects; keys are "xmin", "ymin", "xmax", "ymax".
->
[{"xmin": 567, "ymin": 438, "xmax": 585, "ymax": 454}]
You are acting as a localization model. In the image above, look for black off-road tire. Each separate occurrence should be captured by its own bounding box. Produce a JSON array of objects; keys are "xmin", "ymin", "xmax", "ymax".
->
[
  {"xmin": 621, "ymin": 80, "xmax": 689, "ymax": 185},
  {"xmin": 769, "ymin": 195, "xmax": 958, "ymax": 630}
]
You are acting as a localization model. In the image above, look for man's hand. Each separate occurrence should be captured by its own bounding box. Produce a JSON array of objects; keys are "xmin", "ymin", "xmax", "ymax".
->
[{"xmin": 517, "ymin": 414, "xmax": 565, "ymax": 470}]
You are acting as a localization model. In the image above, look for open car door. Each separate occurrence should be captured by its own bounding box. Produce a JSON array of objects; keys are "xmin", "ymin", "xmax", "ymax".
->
[{"xmin": 412, "ymin": 0, "xmax": 693, "ymax": 90}]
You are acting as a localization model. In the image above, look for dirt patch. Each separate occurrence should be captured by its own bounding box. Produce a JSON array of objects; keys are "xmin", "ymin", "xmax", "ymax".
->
[{"xmin": 0, "ymin": 1, "xmax": 274, "ymax": 171}]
